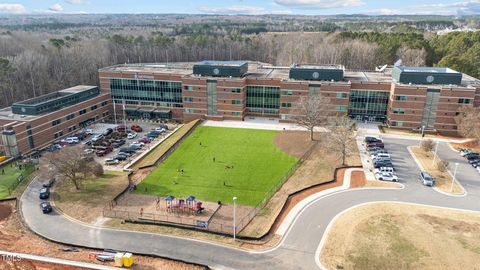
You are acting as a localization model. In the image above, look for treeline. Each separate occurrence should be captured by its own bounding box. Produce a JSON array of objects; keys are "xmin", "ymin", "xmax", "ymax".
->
[
  {"xmin": 339, "ymin": 31, "xmax": 480, "ymax": 78},
  {"xmin": 0, "ymin": 29, "xmax": 478, "ymax": 109}
]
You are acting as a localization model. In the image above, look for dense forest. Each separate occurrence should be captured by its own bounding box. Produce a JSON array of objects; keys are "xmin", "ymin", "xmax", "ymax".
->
[{"xmin": 0, "ymin": 14, "xmax": 479, "ymax": 108}]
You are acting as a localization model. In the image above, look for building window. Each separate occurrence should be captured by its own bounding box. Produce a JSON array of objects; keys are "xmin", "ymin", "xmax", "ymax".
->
[
  {"xmin": 232, "ymin": 100, "xmax": 241, "ymax": 105},
  {"xmin": 232, "ymin": 112, "xmax": 241, "ymax": 116},
  {"xmin": 54, "ymin": 131, "xmax": 64, "ymax": 139},
  {"xmin": 79, "ymin": 109, "xmax": 87, "ymax": 115},
  {"xmin": 281, "ymin": 103, "xmax": 292, "ymax": 108},
  {"xmin": 66, "ymin": 113, "xmax": 75, "ymax": 120},
  {"xmin": 101, "ymin": 101, "xmax": 108, "ymax": 106},
  {"xmin": 184, "ymin": 97, "xmax": 194, "ymax": 102},
  {"xmin": 280, "ymin": 114, "xmax": 290, "ymax": 120},
  {"xmin": 282, "ymin": 90, "xmax": 293, "ymax": 96},
  {"xmin": 392, "ymin": 121, "xmax": 404, "ymax": 127},
  {"xmin": 232, "ymin": 88, "xmax": 241, "ymax": 93},
  {"xmin": 52, "ymin": 119, "xmax": 61, "ymax": 126},
  {"xmin": 68, "ymin": 126, "xmax": 77, "ymax": 133},
  {"xmin": 458, "ymin": 98, "xmax": 471, "ymax": 104},
  {"xmin": 184, "ymin": 86, "xmax": 193, "ymax": 91},
  {"xmin": 91, "ymin": 105, "xmax": 98, "ymax": 110},
  {"xmin": 185, "ymin": 108, "xmax": 195, "ymax": 114},
  {"xmin": 395, "ymin": 96, "xmax": 408, "ymax": 101},
  {"xmin": 336, "ymin": 93, "xmax": 348, "ymax": 98},
  {"xmin": 393, "ymin": 108, "xmax": 405, "ymax": 114},
  {"xmin": 336, "ymin": 105, "xmax": 348, "ymax": 112}
]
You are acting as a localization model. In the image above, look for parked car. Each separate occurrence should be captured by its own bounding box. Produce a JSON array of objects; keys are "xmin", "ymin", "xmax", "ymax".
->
[
  {"xmin": 131, "ymin": 124, "xmax": 143, "ymax": 132},
  {"xmin": 420, "ymin": 172, "xmax": 435, "ymax": 186},
  {"xmin": 42, "ymin": 178, "xmax": 55, "ymax": 188},
  {"xmin": 84, "ymin": 149, "xmax": 94, "ymax": 155},
  {"xmin": 84, "ymin": 129, "xmax": 94, "ymax": 135},
  {"xmin": 116, "ymin": 125, "xmax": 127, "ymax": 133},
  {"xmin": 127, "ymin": 133, "xmax": 137, "ymax": 140},
  {"xmin": 159, "ymin": 124, "xmax": 168, "ymax": 130},
  {"xmin": 371, "ymin": 152, "xmax": 391, "ymax": 159},
  {"xmin": 114, "ymin": 154, "xmax": 128, "ymax": 161},
  {"xmin": 66, "ymin": 137, "xmax": 80, "ymax": 144},
  {"xmin": 103, "ymin": 128, "xmax": 114, "ymax": 136},
  {"xmin": 111, "ymin": 139, "xmax": 126, "ymax": 148},
  {"xmin": 367, "ymin": 141, "xmax": 384, "ymax": 148},
  {"xmin": 74, "ymin": 132, "xmax": 87, "ymax": 140},
  {"xmin": 40, "ymin": 202, "xmax": 53, "ymax": 214},
  {"xmin": 375, "ymin": 172, "xmax": 398, "ymax": 182},
  {"xmin": 465, "ymin": 153, "xmax": 480, "ymax": 160},
  {"xmin": 139, "ymin": 137, "xmax": 151, "ymax": 144},
  {"xmin": 146, "ymin": 132, "xmax": 159, "ymax": 139},
  {"xmin": 365, "ymin": 136, "xmax": 382, "ymax": 143},
  {"xmin": 154, "ymin": 127, "xmax": 166, "ymax": 133},
  {"xmin": 105, "ymin": 159, "xmax": 119, "ymax": 165},
  {"xmin": 129, "ymin": 144, "xmax": 142, "ymax": 151},
  {"xmin": 471, "ymin": 160, "xmax": 480, "ymax": 168},
  {"xmin": 120, "ymin": 147, "xmax": 136, "ymax": 154},
  {"xmin": 83, "ymin": 140, "xmax": 92, "ymax": 146},
  {"xmin": 39, "ymin": 188, "xmax": 50, "ymax": 199},
  {"xmin": 374, "ymin": 161, "xmax": 394, "ymax": 169},
  {"xmin": 374, "ymin": 167, "xmax": 395, "ymax": 174},
  {"xmin": 91, "ymin": 134, "xmax": 104, "ymax": 142}
]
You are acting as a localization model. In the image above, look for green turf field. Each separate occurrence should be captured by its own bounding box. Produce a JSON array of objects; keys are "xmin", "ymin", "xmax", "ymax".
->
[{"xmin": 136, "ymin": 126, "xmax": 299, "ymax": 206}]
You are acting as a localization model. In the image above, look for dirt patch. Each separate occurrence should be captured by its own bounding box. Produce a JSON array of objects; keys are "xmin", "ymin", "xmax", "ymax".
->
[
  {"xmin": 273, "ymin": 131, "xmax": 317, "ymax": 158},
  {"xmin": 363, "ymin": 181, "xmax": 403, "ymax": 188},
  {"xmin": 0, "ymin": 204, "xmax": 12, "ymax": 221},
  {"xmin": 320, "ymin": 203, "xmax": 480, "ymax": 270},
  {"xmin": 411, "ymin": 147, "xmax": 464, "ymax": 195},
  {"xmin": 349, "ymin": 171, "xmax": 366, "ymax": 188},
  {"xmin": 0, "ymin": 201, "xmax": 201, "ymax": 270},
  {"xmin": 450, "ymin": 141, "xmax": 480, "ymax": 152}
]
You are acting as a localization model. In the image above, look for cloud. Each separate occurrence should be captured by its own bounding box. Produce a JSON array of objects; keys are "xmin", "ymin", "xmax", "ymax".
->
[
  {"xmin": 412, "ymin": 0, "xmax": 480, "ymax": 15},
  {"xmin": 199, "ymin": 5, "xmax": 267, "ymax": 15},
  {"xmin": 49, "ymin": 3, "xmax": 64, "ymax": 12},
  {"xmin": 0, "ymin": 3, "xmax": 26, "ymax": 13},
  {"xmin": 273, "ymin": 0, "xmax": 365, "ymax": 9},
  {"xmin": 65, "ymin": 0, "xmax": 85, "ymax": 4}
]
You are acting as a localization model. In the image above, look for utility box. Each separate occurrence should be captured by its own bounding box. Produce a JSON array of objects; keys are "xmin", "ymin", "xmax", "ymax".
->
[
  {"xmin": 122, "ymin": 253, "xmax": 134, "ymax": 268},
  {"xmin": 289, "ymin": 64, "xmax": 344, "ymax": 81},
  {"xmin": 392, "ymin": 66, "xmax": 463, "ymax": 85}
]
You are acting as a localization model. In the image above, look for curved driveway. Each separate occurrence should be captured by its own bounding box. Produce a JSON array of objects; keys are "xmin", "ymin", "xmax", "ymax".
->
[{"xmin": 20, "ymin": 137, "xmax": 480, "ymax": 270}]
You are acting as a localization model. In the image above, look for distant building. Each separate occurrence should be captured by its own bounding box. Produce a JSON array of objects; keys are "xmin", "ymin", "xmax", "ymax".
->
[
  {"xmin": 99, "ymin": 61, "xmax": 480, "ymax": 134},
  {"xmin": 0, "ymin": 86, "xmax": 112, "ymax": 156}
]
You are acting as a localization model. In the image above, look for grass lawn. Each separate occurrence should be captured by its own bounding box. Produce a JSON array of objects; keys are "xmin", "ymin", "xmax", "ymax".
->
[
  {"xmin": 136, "ymin": 126, "xmax": 299, "ymax": 206},
  {"xmin": 0, "ymin": 164, "xmax": 32, "ymax": 199},
  {"xmin": 54, "ymin": 170, "xmax": 128, "ymax": 223}
]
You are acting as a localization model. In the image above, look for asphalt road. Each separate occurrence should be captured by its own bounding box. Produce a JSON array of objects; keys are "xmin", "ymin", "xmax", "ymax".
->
[{"xmin": 20, "ymin": 136, "xmax": 480, "ymax": 270}]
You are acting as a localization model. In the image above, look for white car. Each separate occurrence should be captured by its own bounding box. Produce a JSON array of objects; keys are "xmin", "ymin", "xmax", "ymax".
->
[
  {"xmin": 460, "ymin": 149, "xmax": 473, "ymax": 157},
  {"xmin": 375, "ymin": 172, "xmax": 398, "ymax": 182},
  {"xmin": 66, "ymin": 137, "xmax": 80, "ymax": 144},
  {"xmin": 374, "ymin": 167, "xmax": 395, "ymax": 174},
  {"xmin": 105, "ymin": 159, "xmax": 119, "ymax": 165},
  {"xmin": 127, "ymin": 133, "xmax": 137, "ymax": 140},
  {"xmin": 370, "ymin": 152, "xmax": 390, "ymax": 159},
  {"xmin": 130, "ymin": 142, "xmax": 144, "ymax": 148},
  {"xmin": 83, "ymin": 149, "xmax": 94, "ymax": 155},
  {"xmin": 84, "ymin": 129, "xmax": 94, "ymax": 135},
  {"xmin": 154, "ymin": 127, "xmax": 166, "ymax": 133},
  {"xmin": 91, "ymin": 134, "xmax": 104, "ymax": 142}
]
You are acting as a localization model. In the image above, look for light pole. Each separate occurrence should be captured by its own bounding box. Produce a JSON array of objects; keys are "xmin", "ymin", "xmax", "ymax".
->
[
  {"xmin": 432, "ymin": 141, "xmax": 439, "ymax": 166},
  {"xmin": 233, "ymin": 196, "xmax": 237, "ymax": 240},
  {"xmin": 419, "ymin": 125, "xmax": 425, "ymax": 146},
  {"xmin": 450, "ymin": 162, "xmax": 459, "ymax": 193}
]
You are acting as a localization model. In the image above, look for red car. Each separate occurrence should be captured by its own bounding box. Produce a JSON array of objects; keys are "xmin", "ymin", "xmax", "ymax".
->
[
  {"xmin": 116, "ymin": 125, "xmax": 127, "ymax": 132},
  {"xmin": 96, "ymin": 150, "xmax": 107, "ymax": 157},
  {"xmin": 139, "ymin": 137, "xmax": 151, "ymax": 144},
  {"xmin": 131, "ymin": 124, "xmax": 143, "ymax": 132}
]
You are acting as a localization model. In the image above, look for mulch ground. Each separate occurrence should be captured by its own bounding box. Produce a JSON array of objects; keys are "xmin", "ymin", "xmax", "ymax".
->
[
  {"xmin": 0, "ymin": 204, "xmax": 12, "ymax": 222},
  {"xmin": 273, "ymin": 131, "xmax": 318, "ymax": 158}
]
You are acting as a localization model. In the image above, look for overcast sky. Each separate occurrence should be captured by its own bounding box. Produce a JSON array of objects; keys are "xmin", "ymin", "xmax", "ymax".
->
[{"xmin": 0, "ymin": 0, "xmax": 479, "ymax": 15}]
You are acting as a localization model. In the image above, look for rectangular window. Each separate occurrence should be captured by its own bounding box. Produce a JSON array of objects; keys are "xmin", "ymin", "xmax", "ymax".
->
[
  {"xmin": 336, "ymin": 105, "xmax": 347, "ymax": 111},
  {"xmin": 395, "ymin": 96, "xmax": 408, "ymax": 101},
  {"xmin": 232, "ymin": 112, "xmax": 241, "ymax": 116},
  {"xmin": 66, "ymin": 113, "xmax": 75, "ymax": 120},
  {"xmin": 231, "ymin": 88, "xmax": 241, "ymax": 93},
  {"xmin": 101, "ymin": 101, "xmax": 108, "ymax": 106},
  {"xmin": 185, "ymin": 108, "xmax": 195, "ymax": 114},
  {"xmin": 79, "ymin": 109, "xmax": 87, "ymax": 115},
  {"xmin": 393, "ymin": 108, "xmax": 405, "ymax": 114},
  {"xmin": 52, "ymin": 119, "xmax": 61, "ymax": 126},
  {"xmin": 184, "ymin": 86, "xmax": 193, "ymax": 91},
  {"xmin": 280, "ymin": 114, "xmax": 289, "ymax": 120},
  {"xmin": 281, "ymin": 103, "xmax": 292, "ymax": 108},
  {"xmin": 232, "ymin": 100, "xmax": 241, "ymax": 105},
  {"xmin": 282, "ymin": 90, "xmax": 293, "ymax": 96},
  {"xmin": 392, "ymin": 121, "xmax": 404, "ymax": 127},
  {"xmin": 90, "ymin": 105, "xmax": 97, "ymax": 110},
  {"xmin": 184, "ymin": 97, "xmax": 194, "ymax": 102},
  {"xmin": 458, "ymin": 98, "xmax": 471, "ymax": 104},
  {"xmin": 336, "ymin": 93, "xmax": 348, "ymax": 98}
]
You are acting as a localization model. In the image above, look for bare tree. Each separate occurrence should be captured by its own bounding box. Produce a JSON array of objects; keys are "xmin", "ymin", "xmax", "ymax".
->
[
  {"xmin": 421, "ymin": 139, "xmax": 435, "ymax": 153},
  {"xmin": 293, "ymin": 95, "xmax": 334, "ymax": 141},
  {"xmin": 436, "ymin": 159, "xmax": 450, "ymax": 173},
  {"xmin": 328, "ymin": 115, "xmax": 357, "ymax": 166},
  {"xmin": 455, "ymin": 106, "xmax": 480, "ymax": 143},
  {"xmin": 44, "ymin": 145, "xmax": 103, "ymax": 190}
]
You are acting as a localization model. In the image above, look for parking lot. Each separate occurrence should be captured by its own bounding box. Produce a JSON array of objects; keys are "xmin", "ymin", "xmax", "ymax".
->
[{"xmin": 44, "ymin": 121, "xmax": 177, "ymax": 171}]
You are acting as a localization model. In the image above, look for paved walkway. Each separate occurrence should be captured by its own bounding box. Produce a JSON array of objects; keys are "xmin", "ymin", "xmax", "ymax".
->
[
  {"xmin": 203, "ymin": 120, "xmax": 328, "ymax": 132},
  {"xmin": 19, "ymin": 135, "xmax": 480, "ymax": 270}
]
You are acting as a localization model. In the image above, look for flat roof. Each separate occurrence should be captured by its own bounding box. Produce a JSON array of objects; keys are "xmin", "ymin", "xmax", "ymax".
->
[
  {"xmin": 396, "ymin": 66, "xmax": 459, "ymax": 74},
  {"xmin": 291, "ymin": 64, "xmax": 345, "ymax": 70},
  {"xmin": 99, "ymin": 62, "xmax": 479, "ymax": 87},
  {"xmin": 14, "ymin": 85, "xmax": 97, "ymax": 106}
]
